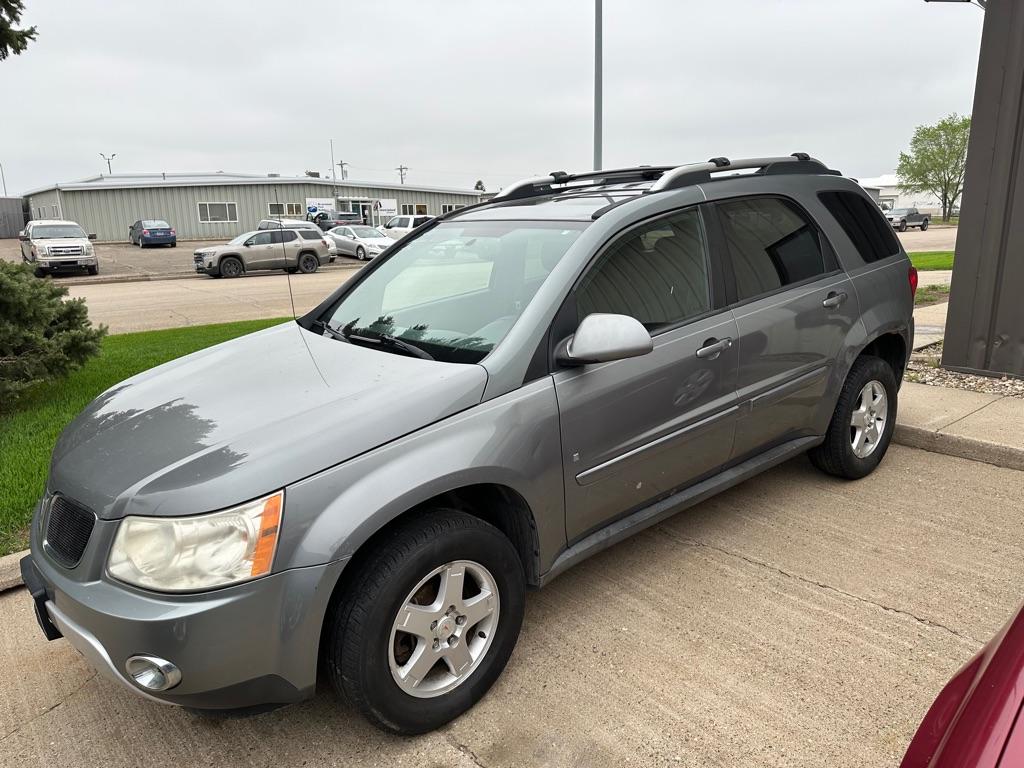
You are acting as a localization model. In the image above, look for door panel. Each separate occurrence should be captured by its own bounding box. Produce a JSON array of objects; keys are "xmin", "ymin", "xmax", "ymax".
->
[
  {"xmin": 556, "ymin": 314, "xmax": 738, "ymax": 541},
  {"xmin": 730, "ymin": 274, "xmax": 858, "ymax": 458}
]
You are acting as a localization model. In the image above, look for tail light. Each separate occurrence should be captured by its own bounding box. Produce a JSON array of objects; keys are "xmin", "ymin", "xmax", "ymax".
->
[
  {"xmin": 909, "ymin": 266, "xmax": 919, "ymax": 299},
  {"xmin": 142, "ymin": 229, "xmax": 150, "ymax": 235},
  {"xmin": 170, "ymin": 229, "xmax": 176, "ymax": 236}
]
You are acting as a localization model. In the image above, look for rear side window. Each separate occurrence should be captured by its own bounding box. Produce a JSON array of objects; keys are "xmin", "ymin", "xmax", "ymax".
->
[
  {"xmin": 818, "ymin": 190, "xmax": 901, "ymax": 263},
  {"xmin": 298, "ymin": 229, "xmax": 323, "ymax": 240},
  {"xmin": 576, "ymin": 207, "xmax": 710, "ymax": 333},
  {"xmin": 271, "ymin": 230, "xmax": 297, "ymax": 243},
  {"xmin": 716, "ymin": 197, "xmax": 828, "ymax": 302}
]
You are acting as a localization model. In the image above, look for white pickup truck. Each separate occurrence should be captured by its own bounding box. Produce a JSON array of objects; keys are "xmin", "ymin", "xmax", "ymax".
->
[{"xmin": 19, "ymin": 219, "xmax": 99, "ymax": 276}]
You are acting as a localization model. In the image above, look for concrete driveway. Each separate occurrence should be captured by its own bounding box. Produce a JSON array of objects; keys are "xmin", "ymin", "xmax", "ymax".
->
[
  {"xmin": 897, "ymin": 226, "xmax": 956, "ymax": 253},
  {"xmin": 2, "ymin": 446, "xmax": 1021, "ymax": 767}
]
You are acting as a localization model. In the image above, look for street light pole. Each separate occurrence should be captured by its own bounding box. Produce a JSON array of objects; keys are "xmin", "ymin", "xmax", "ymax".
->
[
  {"xmin": 329, "ymin": 139, "xmax": 338, "ymax": 206},
  {"xmin": 100, "ymin": 153, "xmax": 116, "ymax": 174},
  {"xmin": 0, "ymin": 162, "xmax": 6, "ymax": 196},
  {"xmin": 593, "ymin": 0, "xmax": 603, "ymax": 171}
]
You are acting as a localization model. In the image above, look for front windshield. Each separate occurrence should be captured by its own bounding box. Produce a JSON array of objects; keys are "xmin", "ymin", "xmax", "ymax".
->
[
  {"xmin": 32, "ymin": 224, "xmax": 86, "ymax": 239},
  {"xmin": 321, "ymin": 220, "xmax": 587, "ymax": 364},
  {"xmin": 229, "ymin": 231, "xmax": 257, "ymax": 245},
  {"xmin": 351, "ymin": 226, "xmax": 384, "ymax": 238}
]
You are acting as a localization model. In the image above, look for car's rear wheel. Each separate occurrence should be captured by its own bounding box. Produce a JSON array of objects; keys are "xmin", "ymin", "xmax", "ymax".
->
[
  {"xmin": 298, "ymin": 253, "xmax": 319, "ymax": 274},
  {"xmin": 219, "ymin": 256, "xmax": 243, "ymax": 278},
  {"xmin": 356, "ymin": 246, "xmax": 366, "ymax": 261},
  {"xmin": 327, "ymin": 509, "xmax": 525, "ymax": 734},
  {"xmin": 809, "ymin": 355, "xmax": 897, "ymax": 479},
  {"xmin": 920, "ymin": 219, "xmax": 929, "ymax": 231}
]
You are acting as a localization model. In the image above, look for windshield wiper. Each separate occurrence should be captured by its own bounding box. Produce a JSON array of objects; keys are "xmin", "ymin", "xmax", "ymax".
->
[{"xmin": 318, "ymin": 319, "xmax": 434, "ymax": 361}]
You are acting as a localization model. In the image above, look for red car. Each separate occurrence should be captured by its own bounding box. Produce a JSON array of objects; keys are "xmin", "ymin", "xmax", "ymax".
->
[{"xmin": 901, "ymin": 602, "xmax": 1024, "ymax": 768}]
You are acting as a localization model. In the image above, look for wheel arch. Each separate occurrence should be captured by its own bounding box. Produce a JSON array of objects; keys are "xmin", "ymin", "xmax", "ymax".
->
[
  {"xmin": 217, "ymin": 252, "xmax": 245, "ymax": 271},
  {"xmin": 856, "ymin": 330, "xmax": 909, "ymax": 385}
]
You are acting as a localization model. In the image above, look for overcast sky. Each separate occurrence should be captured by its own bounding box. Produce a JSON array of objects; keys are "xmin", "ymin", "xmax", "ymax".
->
[{"xmin": 1, "ymin": 0, "xmax": 984, "ymax": 194}]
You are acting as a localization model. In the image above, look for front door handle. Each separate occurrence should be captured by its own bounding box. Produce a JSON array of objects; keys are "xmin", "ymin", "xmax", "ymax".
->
[
  {"xmin": 696, "ymin": 337, "xmax": 733, "ymax": 360},
  {"xmin": 822, "ymin": 291, "xmax": 848, "ymax": 309}
]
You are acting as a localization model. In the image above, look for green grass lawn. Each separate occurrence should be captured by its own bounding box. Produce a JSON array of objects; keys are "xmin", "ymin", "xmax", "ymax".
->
[
  {"xmin": 915, "ymin": 284, "xmax": 951, "ymax": 307},
  {"xmin": 910, "ymin": 251, "xmax": 954, "ymax": 271},
  {"xmin": 0, "ymin": 317, "xmax": 288, "ymax": 556}
]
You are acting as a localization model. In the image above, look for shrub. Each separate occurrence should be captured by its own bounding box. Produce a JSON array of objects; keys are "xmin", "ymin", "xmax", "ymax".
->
[{"xmin": 0, "ymin": 261, "xmax": 107, "ymax": 410}]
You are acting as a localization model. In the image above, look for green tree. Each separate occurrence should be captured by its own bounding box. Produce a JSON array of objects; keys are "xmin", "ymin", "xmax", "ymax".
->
[
  {"xmin": 897, "ymin": 113, "xmax": 971, "ymax": 222},
  {"xmin": 474, "ymin": 179, "xmax": 486, "ymax": 192},
  {"xmin": 0, "ymin": 262, "xmax": 106, "ymax": 410},
  {"xmin": 1, "ymin": 1, "xmax": 37, "ymax": 60}
]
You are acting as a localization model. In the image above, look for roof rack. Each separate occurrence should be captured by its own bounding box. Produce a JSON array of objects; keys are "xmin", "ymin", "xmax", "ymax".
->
[{"xmin": 489, "ymin": 154, "xmax": 839, "ymax": 206}]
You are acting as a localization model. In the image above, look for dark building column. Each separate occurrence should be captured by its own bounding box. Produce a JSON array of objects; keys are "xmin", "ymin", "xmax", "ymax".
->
[{"xmin": 942, "ymin": 0, "xmax": 1024, "ymax": 378}]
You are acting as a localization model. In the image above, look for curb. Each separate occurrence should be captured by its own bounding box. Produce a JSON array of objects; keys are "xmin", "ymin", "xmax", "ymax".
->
[
  {"xmin": 60, "ymin": 263, "xmax": 363, "ymax": 288},
  {"xmin": 893, "ymin": 424, "xmax": 1024, "ymax": 472},
  {"xmin": 2, "ymin": 426, "xmax": 1019, "ymax": 596}
]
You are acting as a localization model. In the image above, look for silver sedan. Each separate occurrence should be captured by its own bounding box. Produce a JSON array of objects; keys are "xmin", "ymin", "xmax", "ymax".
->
[{"xmin": 325, "ymin": 225, "xmax": 393, "ymax": 260}]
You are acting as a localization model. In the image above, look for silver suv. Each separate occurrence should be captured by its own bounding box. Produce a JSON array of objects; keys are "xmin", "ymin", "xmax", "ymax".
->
[
  {"xmin": 23, "ymin": 155, "xmax": 915, "ymax": 734},
  {"xmin": 193, "ymin": 228, "xmax": 329, "ymax": 277}
]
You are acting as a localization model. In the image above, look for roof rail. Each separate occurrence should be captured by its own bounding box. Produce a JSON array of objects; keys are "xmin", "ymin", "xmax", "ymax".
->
[
  {"xmin": 492, "ymin": 154, "xmax": 838, "ymax": 206},
  {"xmin": 492, "ymin": 166, "xmax": 673, "ymax": 201},
  {"xmin": 649, "ymin": 154, "xmax": 837, "ymax": 192}
]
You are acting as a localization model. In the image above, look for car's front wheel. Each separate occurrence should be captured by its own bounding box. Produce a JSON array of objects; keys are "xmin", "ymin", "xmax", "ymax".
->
[
  {"xmin": 327, "ymin": 509, "xmax": 525, "ymax": 734},
  {"xmin": 920, "ymin": 219, "xmax": 929, "ymax": 231},
  {"xmin": 809, "ymin": 355, "xmax": 897, "ymax": 479},
  {"xmin": 355, "ymin": 246, "xmax": 366, "ymax": 261},
  {"xmin": 219, "ymin": 256, "xmax": 243, "ymax": 278},
  {"xmin": 898, "ymin": 220, "xmax": 908, "ymax": 232}
]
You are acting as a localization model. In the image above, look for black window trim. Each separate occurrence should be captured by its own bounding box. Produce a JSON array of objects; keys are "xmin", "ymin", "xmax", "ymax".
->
[{"xmin": 705, "ymin": 193, "xmax": 843, "ymax": 311}]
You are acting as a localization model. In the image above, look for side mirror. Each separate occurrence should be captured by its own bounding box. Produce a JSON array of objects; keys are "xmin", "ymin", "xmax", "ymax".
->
[
  {"xmin": 18, "ymin": 233, "xmax": 29, "ymax": 242},
  {"xmin": 88, "ymin": 234, "xmax": 97, "ymax": 241},
  {"xmin": 556, "ymin": 313, "xmax": 653, "ymax": 366}
]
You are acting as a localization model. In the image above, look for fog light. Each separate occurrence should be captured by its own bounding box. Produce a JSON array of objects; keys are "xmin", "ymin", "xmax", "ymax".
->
[{"xmin": 125, "ymin": 655, "xmax": 181, "ymax": 691}]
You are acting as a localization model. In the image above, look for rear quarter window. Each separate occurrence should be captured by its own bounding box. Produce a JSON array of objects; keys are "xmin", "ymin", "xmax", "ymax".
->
[
  {"xmin": 298, "ymin": 229, "xmax": 323, "ymax": 240},
  {"xmin": 818, "ymin": 190, "xmax": 901, "ymax": 264}
]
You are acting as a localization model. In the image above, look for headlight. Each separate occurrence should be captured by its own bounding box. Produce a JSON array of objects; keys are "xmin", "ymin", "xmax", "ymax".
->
[
  {"xmin": 36, "ymin": 245, "xmax": 48, "ymax": 256},
  {"xmin": 107, "ymin": 491, "xmax": 283, "ymax": 592},
  {"xmin": 84, "ymin": 243, "xmax": 94, "ymax": 255}
]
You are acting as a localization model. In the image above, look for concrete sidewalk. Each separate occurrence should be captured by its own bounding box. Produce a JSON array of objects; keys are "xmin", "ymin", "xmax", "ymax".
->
[{"xmin": 913, "ymin": 301, "xmax": 948, "ymax": 350}]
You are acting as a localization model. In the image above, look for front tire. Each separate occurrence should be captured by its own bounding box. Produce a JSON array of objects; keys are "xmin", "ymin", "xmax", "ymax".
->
[
  {"xmin": 219, "ymin": 256, "xmax": 243, "ymax": 278},
  {"xmin": 920, "ymin": 219, "xmax": 929, "ymax": 231},
  {"xmin": 809, "ymin": 355, "xmax": 897, "ymax": 480},
  {"xmin": 898, "ymin": 220, "xmax": 908, "ymax": 232},
  {"xmin": 327, "ymin": 509, "xmax": 525, "ymax": 734},
  {"xmin": 355, "ymin": 246, "xmax": 366, "ymax": 261}
]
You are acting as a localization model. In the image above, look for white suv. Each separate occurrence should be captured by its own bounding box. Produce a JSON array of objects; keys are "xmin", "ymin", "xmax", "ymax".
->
[
  {"xmin": 378, "ymin": 214, "xmax": 434, "ymax": 240},
  {"xmin": 19, "ymin": 220, "xmax": 99, "ymax": 277}
]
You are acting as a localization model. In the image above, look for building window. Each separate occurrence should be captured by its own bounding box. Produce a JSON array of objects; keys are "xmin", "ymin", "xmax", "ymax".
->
[
  {"xmin": 51, "ymin": 205, "xmax": 59, "ymax": 217},
  {"xmin": 267, "ymin": 202, "xmax": 302, "ymax": 217},
  {"xmin": 198, "ymin": 202, "xmax": 238, "ymax": 223},
  {"xmin": 441, "ymin": 204, "xmax": 467, "ymax": 214},
  {"xmin": 401, "ymin": 204, "xmax": 415, "ymax": 215},
  {"xmin": 415, "ymin": 203, "xmax": 428, "ymax": 215}
]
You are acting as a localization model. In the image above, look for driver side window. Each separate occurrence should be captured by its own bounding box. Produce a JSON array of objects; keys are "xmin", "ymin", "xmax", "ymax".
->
[
  {"xmin": 576, "ymin": 208, "xmax": 710, "ymax": 334},
  {"xmin": 248, "ymin": 232, "xmax": 273, "ymax": 246}
]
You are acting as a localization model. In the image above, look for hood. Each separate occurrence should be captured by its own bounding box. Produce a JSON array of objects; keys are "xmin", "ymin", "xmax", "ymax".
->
[{"xmin": 49, "ymin": 322, "xmax": 487, "ymax": 520}]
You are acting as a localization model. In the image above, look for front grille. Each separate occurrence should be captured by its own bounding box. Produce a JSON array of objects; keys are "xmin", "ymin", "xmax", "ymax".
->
[
  {"xmin": 44, "ymin": 495, "xmax": 96, "ymax": 568},
  {"xmin": 48, "ymin": 245, "xmax": 84, "ymax": 257}
]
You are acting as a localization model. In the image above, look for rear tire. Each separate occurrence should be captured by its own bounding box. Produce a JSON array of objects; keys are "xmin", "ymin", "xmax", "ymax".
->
[
  {"xmin": 809, "ymin": 355, "xmax": 897, "ymax": 480},
  {"xmin": 297, "ymin": 252, "xmax": 319, "ymax": 274},
  {"xmin": 219, "ymin": 256, "xmax": 243, "ymax": 278},
  {"xmin": 327, "ymin": 509, "xmax": 525, "ymax": 734}
]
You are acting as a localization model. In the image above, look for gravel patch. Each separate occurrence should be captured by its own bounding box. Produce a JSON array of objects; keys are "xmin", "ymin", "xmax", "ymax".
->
[{"xmin": 907, "ymin": 341, "xmax": 1024, "ymax": 398}]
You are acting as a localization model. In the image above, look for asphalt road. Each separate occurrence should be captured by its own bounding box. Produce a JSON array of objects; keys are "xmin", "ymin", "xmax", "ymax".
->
[{"xmin": 1, "ymin": 446, "xmax": 1021, "ymax": 768}]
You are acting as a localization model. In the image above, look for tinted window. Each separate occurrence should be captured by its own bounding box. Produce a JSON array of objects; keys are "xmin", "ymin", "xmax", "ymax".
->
[
  {"xmin": 248, "ymin": 232, "xmax": 273, "ymax": 246},
  {"xmin": 717, "ymin": 197, "xmax": 827, "ymax": 301},
  {"xmin": 298, "ymin": 229, "xmax": 323, "ymax": 240},
  {"xmin": 818, "ymin": 190, "xmax": 901, "ymax": 264},
  {"xmin": 576, "ymin": 208, "xmax": 710, "ymax": 333},
  {"xmin": 270, "ymin": 230, "xmax": 298, "ymax": 243}
]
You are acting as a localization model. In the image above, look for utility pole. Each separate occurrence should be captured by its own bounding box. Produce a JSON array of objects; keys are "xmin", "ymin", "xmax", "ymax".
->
[
  {"xmin": 0, "ymin": 161, "xmax": 6, "ymax": 196},
  {"xmin": 337, "ymin": 160, "xmax": 349, "ymax": 180},
  {"xmin": 593, "ymin": 0, "xmax": 603, "ymax": 171},
  {"xmin": 329, "ymin": 139, "xmax": 338, "ymax": 206},
  {"xmin": 395, "ymin": 165, "xmax": 408, "ymax": 184},
  {"xmin": 100, "ymin": 152, "xmax": 117, "ymax": 174}
]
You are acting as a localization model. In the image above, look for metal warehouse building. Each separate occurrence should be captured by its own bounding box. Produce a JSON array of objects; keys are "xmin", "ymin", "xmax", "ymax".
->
[{"xmin": 22, "ymin": 172, "xmax": 482, "ymax": 242}]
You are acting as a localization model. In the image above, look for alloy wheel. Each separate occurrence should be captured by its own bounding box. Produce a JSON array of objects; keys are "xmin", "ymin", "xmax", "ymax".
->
[
  {"xmin": 850, "ymin": 380, "xmax": 888, "ymax": 458},
  {"xmin": 389, "ymin": 560, "xmax": 499, "ymax": 698}
]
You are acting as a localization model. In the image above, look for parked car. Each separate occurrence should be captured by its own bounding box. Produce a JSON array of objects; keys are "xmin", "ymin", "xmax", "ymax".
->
[
  {"xmin": 21, "ymin": 154, "xmax": 915, "ymax": 735},
  {"xmin": 129, "ymin": 219, "xmax": 177, "ymax": 248},
  {"xmin": 311, "ymin": 210, "xmax": 364, "ymax": 229},
  {"xmin": 192, "ymin": 228, "xmax": 328, "ymax": 277},
  {"xmin": 256, "ymin": 218, "xmax": 320, "ymax": 231},
  {"xmin": 18, "ymin": 219, "xmax": 98, "ymax": 276},
  {"xmin": 379, "ymin": 214, "xmax": 434, "ymax": 240},
  {"xmin": 900, "ymin": 601, "xmax": 1024, "ymax": 768},
  {"xmin": 887, "ymin": 207, "xmax": 930, "ymax": 231},
  {"xmin": 325, "ymin": 224, "xmax": 392, "ymax": 260}
]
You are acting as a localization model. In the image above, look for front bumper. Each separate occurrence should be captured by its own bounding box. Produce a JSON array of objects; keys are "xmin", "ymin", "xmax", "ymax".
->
[
  {"xmin": 37, "ymin": 257, "xmax": 97, "ymax": 270},
  {"xmin": 23, "ymin": 538, "xmax": 347, "ymax": 710}
]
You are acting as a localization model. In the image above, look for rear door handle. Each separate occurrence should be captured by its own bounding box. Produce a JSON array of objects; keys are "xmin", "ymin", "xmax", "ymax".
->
[
  {"xmin": 696, "ymin": 337, "xmax": 733, "ymax": 360},
  {"xmin": 822, "ymin": 291, "xmax": 848, "ymax": 309}
]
